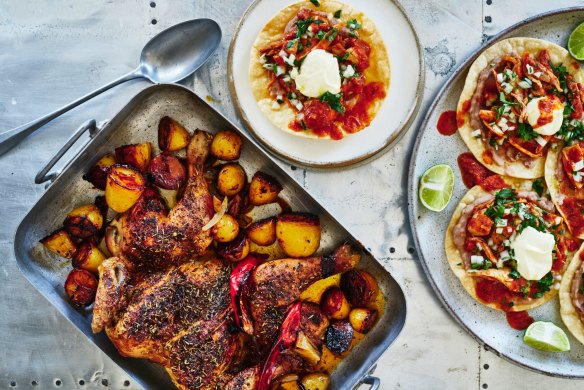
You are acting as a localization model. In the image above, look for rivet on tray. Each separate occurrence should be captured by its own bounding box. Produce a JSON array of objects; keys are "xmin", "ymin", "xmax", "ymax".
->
[
  {"xmin": 389, "ymin": 247, "xmax": 395, "ymax": 253},
  {"xmin": 78, "ymin": 379, "xmax": 85, "ymax": 386},
  {"xmin": 485, "ymin": 16, "xmax": 492, "ymax": 23},
  {"xmin": 55, "ymin": 379, "xmax": 62, "ymax": 386},
  {"xmin": 483, "ymin": 363, "xmax": 489, "ymax": 370},
  {"xmin": 151, "ymin": 19, "xmax": 158, "ymax": 25},
  {"xmin": 31, "ymin": 380, "xmax": 38, "ymax": 386},
  {"xmin": 9, "ymin": 381, "xmax": 16, "ymax": 387},
  {"xmin": 407, "ymin": 247, "xmax": 415, "ymax": 254},
  {"xmin": 124, "ymin": 380, "xmax": 131, "ymax": 387},
  {"xmin": 482, "ymin": 384, "xmax": 488, "ymax": 389},
  {"xmin": 101, "ymin": 379, "xmax": 109, "ymax": 387},
  {"xmin": 150, "ymin": 1, "xmax": 156, "ymax": 7}
]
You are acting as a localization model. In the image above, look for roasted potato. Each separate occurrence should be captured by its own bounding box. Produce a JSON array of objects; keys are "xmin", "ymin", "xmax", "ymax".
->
[
  {"xmin": 72, "ymin": 240, "xmax": 106, "ymax": 274},
  {"xmin": 63, "ymin": 204, "xmax": 104, "ymax": 239},
  {"xmin": 212, "ymin": 214, "xmax": 240, "ymax": 243},
  {"xmin": 276, "ymin": 375, "xmax": 300, "ymax": 390},
  {"xmin": 340, "ymin": 270, "xmax": 379, "ymax": 307},
  {"xmin": 217, "ymin": 163, "xmax": 247, "ymax": 197},
  {"xmin": 324, "ymin": 321, "xmax": 354, "ymax": 354},
  {"xmin": 349, "ymin": 308, "xmax": 378, "ymax": 334},
  {"xmin": 300, "ymin": 373, "xmax": 331, "ymax": 390},
  {"xmin": 115, "ymin": 142, "xmax": 152, "ymax": 172},
  {"xmin": 210, "ymin": 130, "xmax": 242, "ymax": 161},
  {"xmin": 216, "ymin": 230, "xmax": 250, "ymax": 261},
  {"xmin": 40, "ymin": 229, "xmax": 77, "ymax": 258},
  {"xmin": 158, "ymin": 116, "xmax": 190, "ymax": 151},
  {"xmin": 294, "ymin": 330, "xmax": 321, "ymax": 365},
  {"xmin": 320, "ymin": 287, "xmax": 350, "ymax": 320},
  {"xmin": 105, "ymin": 165, "xmax": 146, "ymax": 213},
  {"xmin": 147, "ymin": 153, "xmax": 186, "ymax": 190},
  {"xmin": 83, "ymin": 153, "xmax": 116, "ymax": 190},
  {"xmin": 248, "ymin": 172, "xmax": 282, "ymax": 206},
  {"xmin": 247, "ymin": 217, "xmax": 277, "ymax": 246},
  {"xmin": 276, "ymin": 213, "xmax": 320, "ymax": 257},
  {"xmin": 64, "ymin": 268, "xmax": 98, "ymax": 306}
]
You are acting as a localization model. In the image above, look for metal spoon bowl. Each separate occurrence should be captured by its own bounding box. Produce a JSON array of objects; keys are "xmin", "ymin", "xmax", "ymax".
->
[{"xmin": 0, "ymin": 18, "xmax": 222, "ymax": 156}]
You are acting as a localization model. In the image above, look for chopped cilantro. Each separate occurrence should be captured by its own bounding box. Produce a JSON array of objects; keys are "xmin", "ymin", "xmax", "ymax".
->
[
  {"xmin": 532, "ymin": 179, "xmax": 545, "ymax": 197},
  {"xmin": 508, "ymin": 301, "xmax": 515, "ymax": 308},
  {"xmin": 320, "ymin": 91, "xmax": 345, "ymax": 114},
  {"xmin": 326, "ymin": 27, "xmax": 339, "ymax": 42},
  {"xmin": 334, "ymin": 9, "xmax": 342, "ymax": 18},
  {"xmin": 310, "ymin": 0, "xmax": 320, "ymax": 6},
  {"xmin": 341, "ymin": 52, "xmax": 350, "ymax": 61},
  {"xmin": 581, "ymin": 209, "xmax": 584, "ymax": 215},
  {"xmin": 301, "ymin": 120, "xmax": 307, "ymax": 131},
  {"xmin": 485, "ymin": 204, "xmax": 505, "ymax": 219},
  {"xmin": 347, "ymin": 18, "xmax": 361, "ymax": 30},
  {"xmin": 495, "ymin": 188, "xmax": 515, "ymax": 200},
  {"xmin": 520, "ymin": 283, "xmax": 531, "ymax": 298},
  {"xmin": 508, "ymin": 269, "xmax": 521, "ymax": 280},
  {"xmin": 286, "ymin": 40, "xmax": 296, "ymax": 49},
  {"xmin": 550, "ymin": 62, "xmax": 568, "ymax": 92},
  {"xmin": 517, "ymin": 122, "xmax": 539, "ymax": 141},
  {"xmin": 295, "ymin": 18, "xmax": 313, "ymax": 38},
  {"xmin": 536, "ymin": 272, "xmax": 554, "ymax": 294},
  {"xmin": 317, "ymin": 30, "xmax": 326, "ymax": 40},
  {"xmin": 489, "ymin": 137, "xmax": 497, "ymax": 147}
]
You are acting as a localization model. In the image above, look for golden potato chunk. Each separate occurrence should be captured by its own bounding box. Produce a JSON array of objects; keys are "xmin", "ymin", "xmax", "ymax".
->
[
  {"xmin": 249, "ymin": 172, "xmax": 283, "ymax": 206},
  {"xmin": 276, "ymin": 213, "xmax": 320, "ymax": 257},
  {"xmin": 40, "ymin": 229, "xmax": 77, "ymax": 258},
  {"xmin": 217, "ymin": 163, "xmax": 247, "ymax": 197},
  {"xmin": 83, "ymin": 153, "xmax": 116, "ymax": 190},
  {"xmin": 349, "ymin": 308, "xmax": 378, "ymax": 334},
  {"xmin": 294, "ymin": 330, "xmax": 321, "ymax": 365},
  {"xmin": 340, "ymin": 270, "xmax": 379, "ymax": 307},
  {"xmin": 158, "ymin": 116, "xmax": 190, "ymax": 151},
  {"xmin": 64, "ymin": 268, "xmax": 98, "ymax": 307},
  {"xmin": 300, "ymin": 373, "xmax": 330, "ymax": 390},
  {"xmin": 210, "ymin": 130, "xmax": 243, "ymax": 161},
  {"xmin": 212, "ymin": 214, "xmax": 240, "ymax": 243},
  {"xmin": 72, "ymin": 240, "xmax": 106, "ymax": 274},
  {"xmin": 216, "ymin": 230, "xmax": 250, "ymax": 261},
  {"xmin": 115, "ymin": 142, "xmax": 151, "ymax": 172},
  {"xmin": 247, "ymin": 217, "xmax": 277, "ymax": 246},
  {"xmin": 105, "ymin": 165, "xmax": 146, "ymax": 213},
  {"xmin": 63, "ymin": 204, "xmax": 104, "ymax": 239},
  {"xmin": 320, "ymin": 287, "xmax": 350, "ymax": 320}
]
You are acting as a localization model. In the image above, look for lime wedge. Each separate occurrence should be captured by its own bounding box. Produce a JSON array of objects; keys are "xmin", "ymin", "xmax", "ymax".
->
[
  {"xmin": 523, "ymin": 321, "xmax": 570, "ymax": 352},
  {"xmin": 569, "ymin": 21, "xmax": 584, "ymax": 60},
  {"xmin": 418, "ymin": 164, "xmax": 454, "ymax": 212}
]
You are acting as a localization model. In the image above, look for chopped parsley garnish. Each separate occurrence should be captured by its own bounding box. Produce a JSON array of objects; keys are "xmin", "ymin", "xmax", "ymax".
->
[
  {"xmin": 517, "ymin": 122, "xmax": 539, "ymax": 141},
  {"xmin": 334, "ymin": 9, "xmax": 342, "ymax": 18},
  {"xmin": 347, "ymin": 18, "xmax": 361, "ymax": 30},
  {"xmin": 326, "ymin": 27, "xmax": 339, "ymax": 42},
  {"xmin": 320, "ymin": 91, "xmax": 345, "ymax": 114},
  {"xmin": 532, "ymin": 179, "xmax": 545, "ymax": 197},
  {"xmin": 310, "ymin": 0, "xmax": 320, "ymax": 6},
  {"xmin": 509, "ymin": 269, "xmax": 521, "ymax": 280}
]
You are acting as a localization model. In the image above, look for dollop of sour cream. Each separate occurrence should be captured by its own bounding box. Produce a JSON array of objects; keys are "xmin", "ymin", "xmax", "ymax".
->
[
  {"xmin": 526, "ymin": 95, "xmax": 564, "ymax": 136},
  {"xmin": 510, "ymin": 226, "xmax": 555, "ymax": 281},
  {"xmin": 290, "ymin": 49, "xmax": 341, "ymax": 98}
]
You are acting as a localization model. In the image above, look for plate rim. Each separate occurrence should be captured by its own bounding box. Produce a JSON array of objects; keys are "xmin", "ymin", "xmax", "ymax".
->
[
  {"xmin": 227, "ymin": 0, "xmax": 425, "ymax": 169},
  {"xmin": 407, "ymin": 6, "xmax": 584, "ymax": 379}
]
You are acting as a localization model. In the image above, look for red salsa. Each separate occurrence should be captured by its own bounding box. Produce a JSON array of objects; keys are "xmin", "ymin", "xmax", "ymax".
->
[
  {"xmin": 437, "ymin": 110, "xmax": 458, "ymax": 136},
  {"xmin": 457, "ymin": 152, "xmax": 492, "ymax": 188},
  {"xmin": 505, "ymin": 311, "xmax": 534, "ymax": 330}
]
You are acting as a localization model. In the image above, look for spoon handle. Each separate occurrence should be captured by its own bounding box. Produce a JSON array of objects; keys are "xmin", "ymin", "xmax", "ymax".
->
[{"xmin": 0, "ymin": 68, "xmax": 143, "ymax": 157}]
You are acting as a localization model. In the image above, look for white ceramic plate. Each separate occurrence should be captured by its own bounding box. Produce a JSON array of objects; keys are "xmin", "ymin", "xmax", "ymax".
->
[
  {"xmin": 228, "ymin": 0, "xmax": 423, "ymax": 168},
  {"xmin": 408, "ymin": 8, "xmax": 584, "ymax": 378}
]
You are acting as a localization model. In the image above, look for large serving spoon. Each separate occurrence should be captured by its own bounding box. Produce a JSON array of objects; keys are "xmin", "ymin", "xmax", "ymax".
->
[{"xmin": 0, "ymin": 18, "xmax": 221, "ymax": 156}]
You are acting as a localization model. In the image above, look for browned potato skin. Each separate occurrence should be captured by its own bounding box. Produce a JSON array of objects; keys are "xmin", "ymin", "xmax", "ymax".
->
[
  {"xmin": 65, "ymin": 268, "xmax": 98, "ymax": 306},
  {"xmin": 340, "ymin": 270, "xmax": 379, "ymax": 307},
  {"xmin": 217, "ymin": 163, "xmax": 247, "ymax": 197},
  {"xmin": 320, "ymin": 287, "xmax": 350, "ymax": 320},
  {"xmin": 105, "ymin": 165, "xmax": 146, "ymax": 213},
  {"xmin": 147, "ymin": 153, "xmax": 186, "ymax": 190},
  {"xmin": 83, "ymin": 153, "xmax": 116, "ymax": 190},
  {"xmin": 276, "ymin": 213, "xmax": 321, "ymax": 257},
  {"xmin": 115, "ymin": 143, "xmax": 152, "ymax": 172},
  {"xmin": 247, "ymin": 217, "xmax": 277, "ymax": 246},
  {"xmin": 72, "ymin": 240, "xmax": 106, "ymax": 274},
  {"xmin": 248, "ymin": 172, "xmax": 283, "ymax": 206},
  {"xmin": 212, "ymin": 214, "xmax": 240, "ymax": 243},
  {"xmin": 216, "ymin": 230, "xmax": 250, "ymax": 261},
  {"xmin": 40, "ymin": 229, "xmax": 77, "ymax": 258},
  {"xmin": 210, "ymin": 130, "xmax": 242, "ymax": 161},
  {"xmin": 63, "ymin": 204, "xmax": 104, "ymax": 239},
  {"xmin": 349, "ymin": 308, "xmax": 378, "ymax": 334},
  {"xmin": 158, "ymin": 116, "xmax": 190, "ymax": 151},
  {"xmin": 300, "ymin": 373, "xmax": 331, "ymax": 390}
]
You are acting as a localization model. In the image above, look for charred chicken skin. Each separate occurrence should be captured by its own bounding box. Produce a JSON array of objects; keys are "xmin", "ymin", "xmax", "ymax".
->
[
  {"xmin": 92, "ymin": 257, "xmax": 248, "ymax": 389},
  {"xmin": 117, "ymin": 130, "xmax": 214, "ymax": 270}
]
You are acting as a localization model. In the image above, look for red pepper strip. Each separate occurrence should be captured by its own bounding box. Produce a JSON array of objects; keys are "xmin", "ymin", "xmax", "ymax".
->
[
  {"xmin": 229, "ymin": 254, "xmax": 267, "ymax": 328},
  {"xmin": 257, "ymin": 302, "xmax": 303, "ymax": 390}
]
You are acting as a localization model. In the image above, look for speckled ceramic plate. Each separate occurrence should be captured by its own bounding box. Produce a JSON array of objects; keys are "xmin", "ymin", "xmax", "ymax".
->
[
  {"xmin": 408, "ymin": 8, "xmax": 584, "ymax": 378},
  {"xmin": 228, "ymin": 0, "xmax": 423, "ymax": 169}
]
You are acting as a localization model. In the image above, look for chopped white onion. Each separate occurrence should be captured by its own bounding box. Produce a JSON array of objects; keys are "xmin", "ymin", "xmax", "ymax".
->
[
  {"xmin": 496, "ymin": 73, "xmax": 504, "ymax": 83},
  {"xmin": 535, "ymin": 136, "xmax": 548, "ymax": 147},
  {"xmin": 471, "ymin": 255, "xmax": 485, "ymax": 265},
  {"xmin": 259, "ymin": 54, "xmax": 267, "ymax": 64},
  {"xmin": 471, "ymin": 129, "xmax": 482, "ymax": 138},
  {"xmin": 574, "ymin": 159, "xmax": 584, "ymax": 171}
]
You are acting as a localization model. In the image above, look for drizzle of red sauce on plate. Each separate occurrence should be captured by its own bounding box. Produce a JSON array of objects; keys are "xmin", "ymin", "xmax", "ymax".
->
[
  {"xmin": 505, "ymin": 311, "xmax": 534, "ymax": 330},
  {"xmin": 457, "ymin": 152, "xmax": 492, "ymax": 188},
  {"xmin": 437, "ymin": 110, "xmax": 458, "ymax": 136}
]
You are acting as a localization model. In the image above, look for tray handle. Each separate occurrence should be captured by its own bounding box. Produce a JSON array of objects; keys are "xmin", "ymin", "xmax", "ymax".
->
[
  {"xmin": 35, "ymin": 120, "xmax": 98, "ymax": 185},
  {"xmin": 360, "ymin": 376, "xmax": 380, "ymax": 390}
]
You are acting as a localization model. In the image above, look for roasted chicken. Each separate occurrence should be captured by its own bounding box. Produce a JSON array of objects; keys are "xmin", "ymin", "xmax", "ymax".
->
[{"xmin": 116, "ymin": 130, "xmax": 214, "ymax": 270}]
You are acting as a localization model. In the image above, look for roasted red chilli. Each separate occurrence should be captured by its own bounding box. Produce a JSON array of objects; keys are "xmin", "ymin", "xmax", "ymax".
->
[{"xmin": 259, "ymin": 7, "xmax": 386, "ymax": 139}]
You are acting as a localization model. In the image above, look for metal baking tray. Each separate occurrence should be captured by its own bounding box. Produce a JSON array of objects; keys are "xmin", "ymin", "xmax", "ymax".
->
[{"xmin": 14, "ymin": 84, "xmax": 406, "ymax": 389}]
